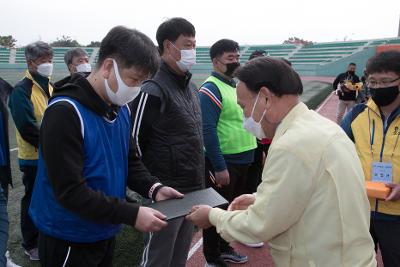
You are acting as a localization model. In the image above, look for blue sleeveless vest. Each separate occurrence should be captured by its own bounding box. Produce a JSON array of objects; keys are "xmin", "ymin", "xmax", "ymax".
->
[{"xmin": 29, "ymin": 97, "xmax": 131, "ymax": 242}]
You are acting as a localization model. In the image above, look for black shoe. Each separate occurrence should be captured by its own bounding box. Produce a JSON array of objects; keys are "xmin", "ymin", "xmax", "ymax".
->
[
  {"xmin": 220, "ymin": 247, "xmax": 248, "ymax": 264},
  {"xmin": 205, "ymin": 257, "xmax": 229, "ymax": 267}
]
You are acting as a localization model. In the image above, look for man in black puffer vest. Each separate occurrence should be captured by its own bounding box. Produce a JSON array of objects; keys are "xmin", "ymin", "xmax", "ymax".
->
[{"xmin": 130, "ymin": 18, "xmax": 204, "ymax": 267}]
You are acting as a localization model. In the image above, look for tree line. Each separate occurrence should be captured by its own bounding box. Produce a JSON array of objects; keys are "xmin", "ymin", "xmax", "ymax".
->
[
  {"xmin": 0, "ymin": 35, "xmax": 100, "ymax": 48},
  {"xmin": 0, "ymin": 34, "xmax": 314, "ymax": 48}
]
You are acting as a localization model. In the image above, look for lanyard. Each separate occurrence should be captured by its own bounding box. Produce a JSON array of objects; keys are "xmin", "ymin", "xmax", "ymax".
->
[{"xmin": 368, "ymin": 108, "xmax": 400, "ymax": 162}]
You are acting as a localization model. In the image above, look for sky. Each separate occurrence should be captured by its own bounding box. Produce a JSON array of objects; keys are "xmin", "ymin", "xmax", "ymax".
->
[{"xmin": 1, "ymin": 0, "xmax": 399, "ymax": 47}]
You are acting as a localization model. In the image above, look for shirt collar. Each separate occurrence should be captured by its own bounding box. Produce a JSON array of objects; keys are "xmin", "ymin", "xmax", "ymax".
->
[
  {"xmin": 26, "ymin": 70, "xmax": 50, "ymax": 97},
  {"xmin": 211, "ymin": 71, "xmax": 236, "ymax": 87}
]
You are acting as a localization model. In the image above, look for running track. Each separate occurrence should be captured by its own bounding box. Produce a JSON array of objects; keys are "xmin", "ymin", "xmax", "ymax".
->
[{"xmin": 186, "ymin": 77, "xmax": 384, "ymax": 267}]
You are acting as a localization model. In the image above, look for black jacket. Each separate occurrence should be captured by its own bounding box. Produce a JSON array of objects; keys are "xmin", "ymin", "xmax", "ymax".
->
[
  {"xmin": 130, "ymin": 62, "xmax": 205, "ymax": 193},
  {"xmin": 332, "ymin": 72, "xmax": 360, "ymax": 101},
  {"xmin": 54, "ymin": 72, "xmax": 91, "ymax": 89},
  {"xmin": 0, "ymin": 77, "xmax": 13, "ymax": 195},
  {"xmin": 40, "ymin": 73, "xmax": 159, "ymax": 226}
]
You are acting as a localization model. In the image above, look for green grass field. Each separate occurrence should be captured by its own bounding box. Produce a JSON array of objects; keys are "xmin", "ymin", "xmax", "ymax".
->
[{"xmin": 1, "ymin": 68, "xmax": 331, "ymax": 266}]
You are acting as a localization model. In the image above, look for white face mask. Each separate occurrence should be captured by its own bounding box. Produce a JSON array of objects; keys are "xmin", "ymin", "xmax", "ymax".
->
[
  {"xmin": 243, "ymin": 92, "xmax": 267, "ymax": 139},
  {"xmin": 104, "ymin": 59, "xmax": 141, "ymax": 106},
  {"xmin": 37, "ymin": 63, "xmax": 53, "ymax": 77},
  {"xmin": 75, "ymin": 63, "xmax": 92, "ymax": 73},
  {"xmin": 170, "ymin": 42, "xmax": 196, "ymax": 72}
]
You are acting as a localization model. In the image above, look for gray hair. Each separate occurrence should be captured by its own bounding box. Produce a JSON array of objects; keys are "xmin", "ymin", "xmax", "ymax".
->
[
  {"xmin": 64, "ymin": 48, "xmax": 88, "ymax": 65},
  {"xmin": 24, "ymin": 41, "xmax": 53, "ymax": 62}
]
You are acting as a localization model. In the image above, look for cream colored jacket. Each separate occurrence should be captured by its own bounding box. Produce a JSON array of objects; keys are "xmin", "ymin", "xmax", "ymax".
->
[{"xmin": 209, "ymin": 102, "xmax": 376, "ymax": 267}]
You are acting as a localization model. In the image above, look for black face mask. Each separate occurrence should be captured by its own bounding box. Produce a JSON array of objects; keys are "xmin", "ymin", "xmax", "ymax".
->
[
  {"xmin": 370, "ymin": 85, "xmax": 400, "ymax": 107},
  {"xmin": 348, "ymin": 70, "xmax": 355, "ymax": 76},
  {"xmin": 224, "ymin": 62, "xmax": 240, "ymax": 77}
]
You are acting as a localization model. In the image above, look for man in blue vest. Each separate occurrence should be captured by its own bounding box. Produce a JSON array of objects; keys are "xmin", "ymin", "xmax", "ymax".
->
[
  {"xmin": 29, "ymin": 26, "xmax": 182, "ymax": 267},
  {"xmin": 198, "ymin": 39, "xmax": 256, "ymax": 267}
]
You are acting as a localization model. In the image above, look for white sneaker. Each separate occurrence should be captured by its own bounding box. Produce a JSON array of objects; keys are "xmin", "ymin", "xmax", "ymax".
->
[
  {"xmin": 5, "ymin": 251, "xmax": 21, "ymax": 267},
  {"xmin": 242, "ymin": 241, "xmax": 264, "ymax": 248}
]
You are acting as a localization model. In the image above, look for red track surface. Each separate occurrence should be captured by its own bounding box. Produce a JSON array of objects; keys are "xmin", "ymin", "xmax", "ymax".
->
[{"xmin": 186, "ymin": 77, "xmax": 384, "ymax": 267}]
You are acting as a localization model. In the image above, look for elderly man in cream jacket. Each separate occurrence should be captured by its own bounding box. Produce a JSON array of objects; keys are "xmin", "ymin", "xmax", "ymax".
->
[{"xmin": 187, "ymin": 57, "xmax": 376, "ymax": 267}]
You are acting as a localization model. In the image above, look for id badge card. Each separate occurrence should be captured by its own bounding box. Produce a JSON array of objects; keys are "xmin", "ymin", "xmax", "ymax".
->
[{"xmin": 371, "ymin": 162, "xmax": 393, "ymax": 183}]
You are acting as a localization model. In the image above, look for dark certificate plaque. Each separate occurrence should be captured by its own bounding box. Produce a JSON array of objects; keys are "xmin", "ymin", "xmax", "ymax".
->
[{"xmin": 148, "ymin": 188, "xmax": 228, "ymax": 220}]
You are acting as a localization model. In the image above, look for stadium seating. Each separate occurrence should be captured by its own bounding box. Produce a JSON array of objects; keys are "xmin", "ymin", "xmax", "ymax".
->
[
  {"xmin": 0, "ymin": 48, "xmax": 10, "ymax": 63},
  {"xmin": 195, "ymin": 37, "xmax": 400, "ymax": 66},
  {"xmin": 1, "ymin": 37, "xmax": 399, "ymax": 77},
  {"xmin": 15, "ymin": 48, "xmax": 26, "ymax": 63},
  {"xmin": 288, "ymin": 41, "xmax": 368, "ymax": 65},
  {"xmin": 242, "ymin": 44, "xmax": 296, "ymax": 61},
  {"xmin": 2, "ymin": 37, "xmax": 399, "ymax": 66},
  {"xmin": 12, "ymin": 47, "xmax": 97, "ymax": 64}
]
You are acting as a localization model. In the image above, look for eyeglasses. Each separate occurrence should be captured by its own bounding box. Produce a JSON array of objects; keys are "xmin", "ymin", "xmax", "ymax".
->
[{"xmin": 367, "ymin": 77, "xmax": 400, "ymax": 88}]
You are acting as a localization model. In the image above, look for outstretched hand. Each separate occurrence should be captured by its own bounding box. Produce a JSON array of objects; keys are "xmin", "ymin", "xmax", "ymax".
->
[
  {"xmin": 228, "ymin": 194, "xmax": 255, "ymax": 211},
  {"xmin": 134, "ymin": 207, "xmax": 167, "ymax": 232},
  {"xmin": 155, "ymin": 186, "xmax": 184, "ymax": 201},
  {"xmin": 385, "ymin": 183, "xmax": 400, "ymax": 201},
  {"xmin": 186, "ymin": 205, "xmax": 212, "ymax": 229}
]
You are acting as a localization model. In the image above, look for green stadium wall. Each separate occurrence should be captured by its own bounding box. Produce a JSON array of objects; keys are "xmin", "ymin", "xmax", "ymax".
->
[
  {"xmin": 0, "ymin": 45, "xmax": 380, "ymax": 80},
  {"xmin": 314, "ymin": 46, "xmax": 376, "ymax": 77}
]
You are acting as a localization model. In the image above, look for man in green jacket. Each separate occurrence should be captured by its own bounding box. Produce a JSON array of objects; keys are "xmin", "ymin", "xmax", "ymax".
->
[
  {"xmin": 198, "ymin": 39, "xmax": 256, "ymax": 267},
  {"xmin": 9, "ymin": 41, "xmax": 54, "ymax": 261}
]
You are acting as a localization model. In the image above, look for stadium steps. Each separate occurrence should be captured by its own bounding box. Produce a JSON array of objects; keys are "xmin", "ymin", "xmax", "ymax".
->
[
  {"xmin": 9, "ymin": 48, "xmax": 16, "ymax": 64},
  {"xmin": 287, "ymin": 45, "xmax": 302, "ymax": 59},
  {"xmin": 89, "ymin": 47, "xmax": 100, "ymax": 65},
  {"xmin": 0, "ymin": 48, "xmax": 11, "ymax": 64}
]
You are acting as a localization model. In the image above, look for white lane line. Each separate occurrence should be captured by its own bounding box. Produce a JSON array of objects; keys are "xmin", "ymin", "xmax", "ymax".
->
[
  {"xmin": 187, "ymin": 237, "xmax": 203, "ymax": 260},
  {"xmin": 9, "ymin": 148, "xmax": 18, "ymax": 152},
  {"xmin": 316, "ymin": 93, "xmax": 334, "ymax": 113}
]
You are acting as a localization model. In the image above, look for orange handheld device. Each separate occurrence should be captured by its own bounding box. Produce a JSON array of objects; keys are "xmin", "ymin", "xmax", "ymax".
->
[{"xmin": 365, "ymin": 181, "xmax": 391, "ymax": 199}]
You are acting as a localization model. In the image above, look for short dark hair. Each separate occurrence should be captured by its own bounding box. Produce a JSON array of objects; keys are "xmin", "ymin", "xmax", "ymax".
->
[
  {"xmin": 366, "ymin": 50, "xmax": 400, "ymax": 76},
  {"xmin": 349, "ymin": 62, "xmax": 356, "ymax": 66},
  {"xmin": 236, "ymin": 57, "xmax": 303, "ymax": 96},
  {"xmin": 248, "ymin": 50, "xmax": 266, "ymax": 60},
  {"xmin": 64, "ymin": 48, "xmax": 88, "ymax": 65},
  {"xmin": 281, "ymin": 58, "xmax": 292, "ymax": 66},
  {"xmin": 25, "ymin": 41, "xmax": 53, "ymax": 62},
  {"xmin": 209, "ymin": 39, "xmax": 239, "ymax": 60},
  {"xmin": 97, "ymin": 26, "xmax": 160, "ymax": 76},
  {"xmin": 156, "ymin": 17, "xmax": 195, "ymax": 54}
]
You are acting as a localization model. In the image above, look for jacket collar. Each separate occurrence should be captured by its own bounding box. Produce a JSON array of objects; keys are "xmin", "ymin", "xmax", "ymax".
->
[
  {"xmin": 274, "ymin": 102, "xmax": 309, "ymax": 140},
  {"xmin": 25, "ymin": 70, "xmax": 51, "ymax": 98},
  {"xmin": 160, "ymin": 61, "xmax": 192, "ymax": 89},
  {"xmin": 366, "ymin": 98, "xmax": 381, "ymax": 116},
  {"xmin": 211, "ymin": 71, "xmax": 236, "ymax": 88},
  {"xmin": 366, "ymin": 98, "xmax": 400, "ymax": 126}
]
